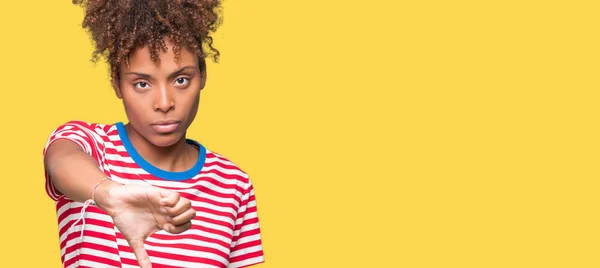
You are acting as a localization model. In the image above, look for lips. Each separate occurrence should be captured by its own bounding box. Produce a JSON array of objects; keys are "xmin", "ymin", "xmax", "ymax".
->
[{"xmin": 151, "ymin": 120, "xmax": 181, "ymax": 134}]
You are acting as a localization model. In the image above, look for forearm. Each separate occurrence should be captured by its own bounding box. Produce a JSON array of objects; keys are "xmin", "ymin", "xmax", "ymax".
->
[{"xmin": 44, "ymin": 139, "xmax": 118, "ymax": 209}]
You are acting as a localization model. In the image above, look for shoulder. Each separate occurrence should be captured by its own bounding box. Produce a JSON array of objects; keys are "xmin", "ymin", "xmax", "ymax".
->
[
  {"xmin": 43, "ymin": 120, "xmax": 119, "ymax": 157},
  {"xmin": 45, "ymin": 120, "xmax": 119, "ymax": 146},
  {"xmin": 50, "ymin": 120, "xmax": 116, "ymax": 134},
  {"xmin": 202, "ymin": 147, "xmax": 252, "ymax": 189}
]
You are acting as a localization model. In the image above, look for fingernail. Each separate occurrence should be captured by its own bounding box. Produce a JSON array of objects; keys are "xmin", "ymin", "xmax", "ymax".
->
[
  {"xmin": 163, "ymin": 225, "xmax": 169, "ymax": 232},
  {"xmin": 162, "ymin": 207, "xmax": 167, "ymax": 213},
  {"xmin": 167, "ymin": 216, "xmax": 172, "ymax": 222}
]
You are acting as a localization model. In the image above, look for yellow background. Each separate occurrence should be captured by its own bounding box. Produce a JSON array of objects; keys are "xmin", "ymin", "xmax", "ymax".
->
[{"xmin": 0, "ymin": 0, "xmax": 598, "ymax": 267}]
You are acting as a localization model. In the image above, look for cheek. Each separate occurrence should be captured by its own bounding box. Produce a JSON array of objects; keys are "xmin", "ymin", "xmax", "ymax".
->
[
  {"xmin": 122, "ymin": 95, "xmax": 147, "ymax": 121},
  {"xmin": 184, "ymin": 91, "xmax": 201, "ymax": 122},
  {"xmin": 191, "ymin": 91, "xmax": 201, "ymax": 111},
  {"xmin": 191, "ymin": 92, "xmax": 200, "ymax": 109}
]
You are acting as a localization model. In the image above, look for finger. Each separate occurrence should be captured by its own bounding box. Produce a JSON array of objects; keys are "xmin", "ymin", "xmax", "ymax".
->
[
  {"xmin": 128, "ymin": 238, "xmax": 153, "ymax": 268},
  {"xmin": 163, "ymin": 221, "xmax": 193, "ymax": 234},
  {"xmin": 169, "ymin": 207, "xmax": 197, "ymax": 226},
  {"xmin": 163, "ymin": 197, "xmax": 192, "ymax": 216},
  {"xmin": 159, "ymin": 189, "xmax": 173, "ymax": 199},
  {"xmin": 159, "ymin": 191, "xmax": 180, "ymax": 207}
]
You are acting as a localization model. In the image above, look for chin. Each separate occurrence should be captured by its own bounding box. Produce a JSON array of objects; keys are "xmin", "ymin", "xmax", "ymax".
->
[{"xmin": 150, "ymin": 133, "xmax": 184, "ymax": 148}]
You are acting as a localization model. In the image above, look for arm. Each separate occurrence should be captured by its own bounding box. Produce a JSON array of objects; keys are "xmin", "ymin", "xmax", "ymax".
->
[
  {"xmin": 42, "ymin": 123, "xmax": 196, "ymax": 268},
  {"xmin": 43, "ymin": 139, "xmax": 118, "ymax": 210},
  {"xmin": 228, "ymin": 182, "xmax": 265, "ymax": 268}
]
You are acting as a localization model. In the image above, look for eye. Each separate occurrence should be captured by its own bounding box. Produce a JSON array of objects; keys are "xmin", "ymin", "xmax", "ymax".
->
[
  {"xmin": 134, "ymin": 81, "xmax": 150, "ymax": 90},
  {"xmin": 175, "ymin": 77, "xmax": 190, "ymax": 86}
]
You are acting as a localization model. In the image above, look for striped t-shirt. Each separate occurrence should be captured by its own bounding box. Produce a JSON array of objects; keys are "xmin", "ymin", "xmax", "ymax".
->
[{"xmin": 42, "ymin": 121, "xmax": 264, "ymax": 268}]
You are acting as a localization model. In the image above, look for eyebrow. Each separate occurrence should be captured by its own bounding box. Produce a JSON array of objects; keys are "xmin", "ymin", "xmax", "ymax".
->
[{"xmin": 124, "ymin": 66, "xmax": 196, "ymax": 79}]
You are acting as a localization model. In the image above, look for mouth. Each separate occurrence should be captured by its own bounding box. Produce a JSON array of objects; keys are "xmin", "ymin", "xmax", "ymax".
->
[{"xmin": 151, "ymin": 120, "xmax": 181, "ymax": 134}]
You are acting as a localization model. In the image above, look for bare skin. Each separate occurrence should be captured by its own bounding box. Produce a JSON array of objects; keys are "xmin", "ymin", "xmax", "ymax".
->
[{"xmin": 44, "ymin": 38, "xmax": 207, "ymax": 268}]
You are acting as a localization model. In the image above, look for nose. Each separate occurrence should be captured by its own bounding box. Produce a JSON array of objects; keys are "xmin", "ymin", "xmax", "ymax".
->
[{"xmin": 153, "ymin": 85, "xmax": 175, "ymax": 112}]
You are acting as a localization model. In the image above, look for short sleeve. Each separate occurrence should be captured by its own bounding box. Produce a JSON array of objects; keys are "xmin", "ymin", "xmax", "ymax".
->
[
  {"xmin": 42, "ymin": 120, "xmax": 106, "ymax": 201},
  {"xmin": 228, "ymin": 180, "xmax": 265, "ymax": 268}
]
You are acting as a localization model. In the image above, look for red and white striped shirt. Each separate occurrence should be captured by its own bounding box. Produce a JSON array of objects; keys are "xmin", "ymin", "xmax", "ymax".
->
[{"xmin": 42, "ymin": 121, "xmax": 264, "ymax": 268}]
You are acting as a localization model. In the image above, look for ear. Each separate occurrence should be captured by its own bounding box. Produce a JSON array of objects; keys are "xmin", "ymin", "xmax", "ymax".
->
[
  {"xmin": 198, "ymin": 57, "xmax": 207, "ymax": 90},
  {"xmin": 112, "ymin": 76, "xmax": 123, "ymax": 99}
]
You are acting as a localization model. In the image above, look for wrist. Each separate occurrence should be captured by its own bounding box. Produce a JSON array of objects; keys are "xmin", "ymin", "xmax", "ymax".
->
[{"xmin": 94, "ymin": 179, "xmax": 122, "ymax": 213}]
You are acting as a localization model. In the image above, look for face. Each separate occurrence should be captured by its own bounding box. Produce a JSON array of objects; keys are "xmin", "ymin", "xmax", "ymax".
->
[{"xmin": 114, "ymin": 38, "xmax": 206, "ymax": 147}]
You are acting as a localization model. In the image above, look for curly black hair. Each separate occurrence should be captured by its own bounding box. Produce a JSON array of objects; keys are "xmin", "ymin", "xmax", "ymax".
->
[{"xmin": 72, "ymin": 0, "xmax": 223, "ymax": 82}]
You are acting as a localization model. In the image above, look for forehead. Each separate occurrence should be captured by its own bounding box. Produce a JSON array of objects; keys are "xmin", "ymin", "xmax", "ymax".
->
[{"xmin": 124, "ymin": 40, "xmax": 198, "ymax": 72}]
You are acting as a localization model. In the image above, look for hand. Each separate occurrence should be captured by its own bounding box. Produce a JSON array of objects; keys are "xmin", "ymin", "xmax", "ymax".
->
[{"xmin": 95, "ymin": 181, "xmax": 196, "ymax": 268}]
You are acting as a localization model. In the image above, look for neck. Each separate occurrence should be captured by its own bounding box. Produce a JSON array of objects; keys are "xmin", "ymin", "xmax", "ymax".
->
[{"xmin": 124, "ymin": 123, "xmax": 197, "ymax": 172}]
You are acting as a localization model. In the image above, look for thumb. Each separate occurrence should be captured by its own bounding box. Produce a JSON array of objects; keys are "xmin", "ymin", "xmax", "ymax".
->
[
  {"xmin": 159, "ymin": 189, "xmax": 174, "ymax": 199},
  {"xmin": 128, "ymin": 238, "xmax": 152, "ymax": 268},
  {"xmin": 158, "ymin": 190, "xmax": 180, "ymax": 206}
]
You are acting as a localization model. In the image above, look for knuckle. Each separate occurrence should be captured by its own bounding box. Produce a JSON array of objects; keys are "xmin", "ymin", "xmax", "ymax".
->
[{"xmin": 174, "ymin": 225, "xmax": 185, "ymax": 234}]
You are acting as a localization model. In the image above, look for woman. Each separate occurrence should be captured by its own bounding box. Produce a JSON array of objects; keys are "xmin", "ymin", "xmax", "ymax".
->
[{"xmin": 42, "ymin": 0, "xmax": 264, "ymax": 267}]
